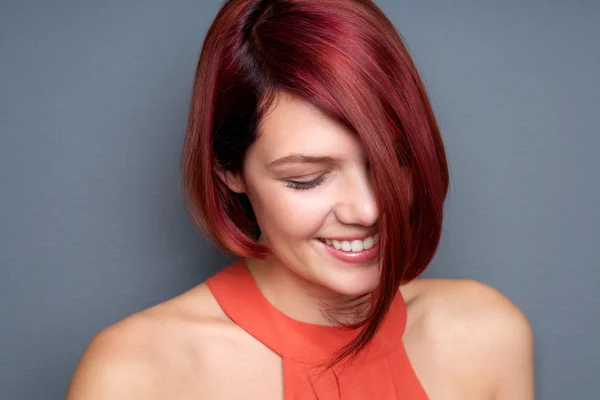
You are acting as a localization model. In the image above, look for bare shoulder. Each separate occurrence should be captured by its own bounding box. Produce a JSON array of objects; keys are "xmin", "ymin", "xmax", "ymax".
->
[
  {"xmin": 400, "ymin": 277, "xmax": 534, "ymax": 399},
  {"xmin": 65, "ymin": 283, "xmax": 243, "ymax": 399}
]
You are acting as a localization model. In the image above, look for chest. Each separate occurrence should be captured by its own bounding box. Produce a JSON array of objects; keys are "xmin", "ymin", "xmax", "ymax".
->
[
  {"xmin": 402, "ymin": 317, "xmax": 488, "ymax": 400},
  {"xmin": 195, "ymin": 337, "xmax": 284, "ymax": 400},
  {"xmin": 194, "ymin": 337, "xmax": 439, "ymax": 400}
]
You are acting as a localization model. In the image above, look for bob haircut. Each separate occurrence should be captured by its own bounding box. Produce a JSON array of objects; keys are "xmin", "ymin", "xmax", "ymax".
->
[{"xmin": 182, "ymin": 0, "xmax": 449, "ymax": 365}]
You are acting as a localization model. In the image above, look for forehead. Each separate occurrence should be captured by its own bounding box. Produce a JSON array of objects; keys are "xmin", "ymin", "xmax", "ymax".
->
[{"xmin": 251, "ymin": 93, "xmax": 363, "ymax": 162}]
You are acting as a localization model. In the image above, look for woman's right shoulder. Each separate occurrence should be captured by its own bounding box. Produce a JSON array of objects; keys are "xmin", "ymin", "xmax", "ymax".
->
[{"xmin": 65, "ymin": 282, "xmax": 245, "ymax": 399}]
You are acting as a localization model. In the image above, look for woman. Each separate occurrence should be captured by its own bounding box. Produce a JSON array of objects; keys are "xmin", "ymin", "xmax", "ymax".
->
[{"xmin": 66, "ymin": 0, "xmax": 534, "ymax": 398}]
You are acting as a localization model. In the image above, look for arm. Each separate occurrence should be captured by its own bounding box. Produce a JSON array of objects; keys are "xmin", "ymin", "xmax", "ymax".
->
[
  {"xmin": 456, "ymin": 280, "xmax": 535, "ymax": 399},
  {"xmin": 65, "ymin": 320, "xmax": 164, "ymax": 400},
  {"xmin": 491, "ymin": 301, "xmax": 535, "ymax": 399}
]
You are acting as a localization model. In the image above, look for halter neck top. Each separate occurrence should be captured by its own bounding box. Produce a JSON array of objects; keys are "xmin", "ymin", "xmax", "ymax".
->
[{"xmin": 205, "ymin": 259, "xmax": 429, "ymax": 399}]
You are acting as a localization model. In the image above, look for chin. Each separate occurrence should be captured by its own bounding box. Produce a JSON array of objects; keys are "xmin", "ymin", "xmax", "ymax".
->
[
  {"xmin": 301, "ymin": 239, "xmax": 380, "ymax": 296},
  {"xmin": 317, "ymin": 262, "xmax": 380, "ymax": 297}
]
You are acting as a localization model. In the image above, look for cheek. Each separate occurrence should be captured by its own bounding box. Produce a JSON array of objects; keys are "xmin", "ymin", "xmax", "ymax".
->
[{"xmin": 250, "ymin": 186, "xmax": 331, "ymax": 240}]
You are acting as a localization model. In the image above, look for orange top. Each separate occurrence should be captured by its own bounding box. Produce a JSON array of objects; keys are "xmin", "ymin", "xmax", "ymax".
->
[{"xmin": 206, "ymin": 259, "xmax": 429, "ymax": 399}]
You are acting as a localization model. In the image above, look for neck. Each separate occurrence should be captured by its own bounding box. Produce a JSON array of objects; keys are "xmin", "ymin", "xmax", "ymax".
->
[{"xmin": 244, "ymin": 255, "xmax": 370, "ymax": 326}]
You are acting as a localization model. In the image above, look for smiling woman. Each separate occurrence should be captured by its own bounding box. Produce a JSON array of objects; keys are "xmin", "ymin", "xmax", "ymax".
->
[
  {"xmin": 215, "ymin": 92, "xmax": 387, "ymax": 301},
  {"xmin": 66, "ymin": 0, "xmax": 534, "ymax": 399}
]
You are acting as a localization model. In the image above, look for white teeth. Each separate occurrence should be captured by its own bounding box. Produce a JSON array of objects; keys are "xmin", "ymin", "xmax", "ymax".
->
[
  {"xmin": 350, "ymin": 240, "xmax": 363, "ymax": 252},
  {"xmin": 321, "ymin": 235, "xmax": 378, "ymax": 253}
]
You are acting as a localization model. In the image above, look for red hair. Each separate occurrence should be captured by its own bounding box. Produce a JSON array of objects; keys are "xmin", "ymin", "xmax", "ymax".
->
[{"xmin": 181, "ymin": 0, "xmax": 449, "ymax": 366}]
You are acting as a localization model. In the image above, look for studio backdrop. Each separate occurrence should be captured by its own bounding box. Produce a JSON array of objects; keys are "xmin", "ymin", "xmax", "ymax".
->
[{"xmin": 0, "ymin": 0, "xmax": 599, "ymax": 399}]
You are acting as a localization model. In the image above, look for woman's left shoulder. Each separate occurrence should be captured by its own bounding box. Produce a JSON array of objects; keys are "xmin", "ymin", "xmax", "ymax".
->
[
  {"xmin": 400, "ymin": 278, "xmax": 535, "ymax": 399},
  {"xmin": 402, "ymin": 277, "xmax": 532, "ymax": 333}
]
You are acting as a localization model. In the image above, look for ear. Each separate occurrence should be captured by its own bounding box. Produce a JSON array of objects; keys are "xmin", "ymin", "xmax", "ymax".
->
[{"xmin": 215, "ymin": 168, "xmax": 246, "ymax": 194}]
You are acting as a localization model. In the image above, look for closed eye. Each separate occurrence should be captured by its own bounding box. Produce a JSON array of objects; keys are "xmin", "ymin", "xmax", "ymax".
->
[{"xmin": 284, "ymin": 174, "xmax": 327, "ymax": 190}]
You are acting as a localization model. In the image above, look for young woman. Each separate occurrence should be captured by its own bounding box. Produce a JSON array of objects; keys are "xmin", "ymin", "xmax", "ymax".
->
[{"xmin": 66, "ymin": 0, "xmax": 534, "ymax": 399}]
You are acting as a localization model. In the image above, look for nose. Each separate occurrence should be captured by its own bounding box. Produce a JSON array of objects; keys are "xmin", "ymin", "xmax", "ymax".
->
[{"xmin": 333, "ymin": 167, "xmax": 379, "ymax": 227}]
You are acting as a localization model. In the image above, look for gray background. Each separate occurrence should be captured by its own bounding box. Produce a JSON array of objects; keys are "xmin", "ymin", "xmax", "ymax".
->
[{"xmin": 1, "ymin": 0, "xmax": 598, "ymax": 398}]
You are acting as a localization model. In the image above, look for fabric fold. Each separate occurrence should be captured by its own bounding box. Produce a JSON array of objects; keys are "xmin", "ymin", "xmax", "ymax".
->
[{"xmin": 206, "ymin": 259, "xmax": 429, "ymax": 399}]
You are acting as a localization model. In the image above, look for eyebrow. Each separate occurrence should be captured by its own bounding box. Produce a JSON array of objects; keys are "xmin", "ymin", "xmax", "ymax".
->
[{"xmin": 267, "ymin": 153, "xmax": 339, "ymax": 168}]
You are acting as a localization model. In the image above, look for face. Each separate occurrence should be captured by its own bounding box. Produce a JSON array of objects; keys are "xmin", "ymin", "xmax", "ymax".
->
[{"xmin": 222, "ymin": 92, "xmax": 381, "ymax": 298}]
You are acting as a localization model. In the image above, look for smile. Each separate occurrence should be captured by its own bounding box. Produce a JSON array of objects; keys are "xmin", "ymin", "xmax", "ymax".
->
[
  {"xmin": 315, "ymin": 234, "xmax": 379, "ymax": 264},
  {"xmin": 317, "ymin": 234, "xmax": 379, "ymax": 253}
]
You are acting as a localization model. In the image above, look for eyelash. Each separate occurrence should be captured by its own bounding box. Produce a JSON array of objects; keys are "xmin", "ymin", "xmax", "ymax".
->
[{"xmin": 285, "ymin": 174, "xmax": 327, "ymax": 191}]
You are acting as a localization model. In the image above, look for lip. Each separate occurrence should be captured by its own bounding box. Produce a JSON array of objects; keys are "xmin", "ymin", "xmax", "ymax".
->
[
  {"xmin": 319, "ymin": 233, "xmax": 378, "ymax": 242},
  {"xmin": 314, "ymin": 238, "xmax": 379, "ymax": 264}
]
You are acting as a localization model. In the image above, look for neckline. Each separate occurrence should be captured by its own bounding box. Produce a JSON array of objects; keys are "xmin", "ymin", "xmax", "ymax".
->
[
  {"xmin": 243, "ymin": 259, "xmax": 365, "ymax": 333},
  {"xmin": 208, "ymin": 259, "xmax": 407, "ymax": 365}
]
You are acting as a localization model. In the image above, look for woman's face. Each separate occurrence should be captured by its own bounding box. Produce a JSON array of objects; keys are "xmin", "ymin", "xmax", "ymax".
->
[{"xmin": 223, "ymin": 92, "xmax": 382, "ymax": 297}]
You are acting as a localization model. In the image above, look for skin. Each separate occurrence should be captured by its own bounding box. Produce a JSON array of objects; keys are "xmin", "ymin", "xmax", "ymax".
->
[{"xmin": 66, "ymin": 92, "xmax": 534, "ymax": 399}]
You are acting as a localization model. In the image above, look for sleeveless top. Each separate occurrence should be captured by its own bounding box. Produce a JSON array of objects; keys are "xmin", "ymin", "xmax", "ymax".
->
[{"xmin": 205, "ymin": 259, "xmax": 429, "ymax": 399}]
